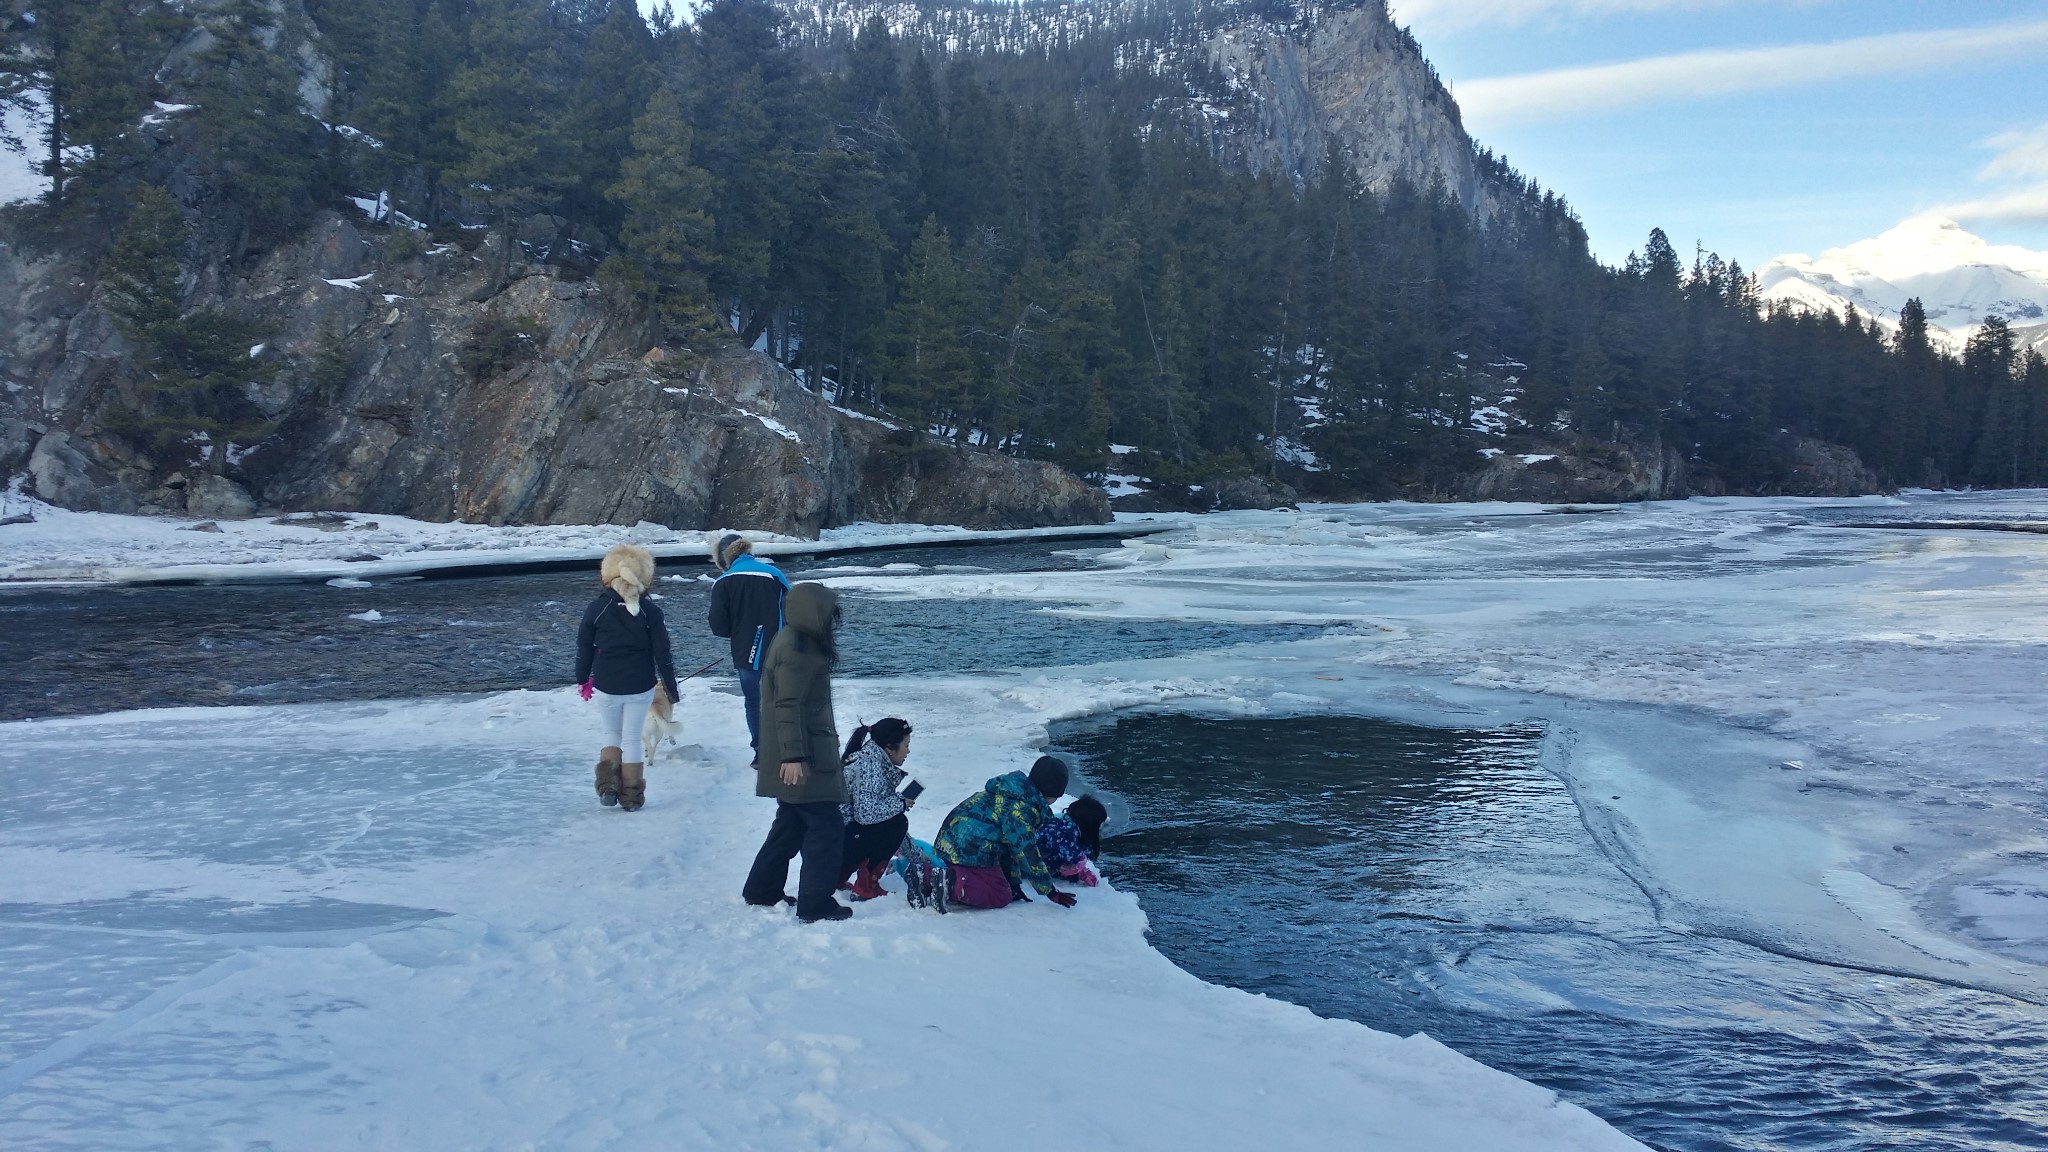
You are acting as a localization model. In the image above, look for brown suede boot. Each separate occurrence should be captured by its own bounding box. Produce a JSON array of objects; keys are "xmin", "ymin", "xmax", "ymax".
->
[
  {"xmin": 595, "ymin": 747, "xmax": 622, "ymax": 807},
  {"xmin": 619, "ymin": 761, "xmax": 645, "ymax": 812}
]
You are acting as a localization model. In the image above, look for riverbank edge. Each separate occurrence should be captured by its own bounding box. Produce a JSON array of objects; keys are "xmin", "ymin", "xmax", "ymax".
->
[{"xmin": 0, "ymin": 521, "xmax": 1176, "ymax": 588}]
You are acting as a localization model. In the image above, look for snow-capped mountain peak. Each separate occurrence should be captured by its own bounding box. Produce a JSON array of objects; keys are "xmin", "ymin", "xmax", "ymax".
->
[{"xmin": 1756, "ymin": 217, "xmax": 2048, "ymax": 354}]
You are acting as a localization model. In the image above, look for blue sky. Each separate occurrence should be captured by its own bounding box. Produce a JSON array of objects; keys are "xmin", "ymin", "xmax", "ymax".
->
[{"xmin": 1391, "ymin": 0, "xmax": 2048, "ymax": 268}]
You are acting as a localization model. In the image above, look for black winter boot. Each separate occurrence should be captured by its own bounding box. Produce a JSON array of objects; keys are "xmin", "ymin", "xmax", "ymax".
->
[{"xmin": 798, "ymin": 902, "xmax": 852, "ymax": 923}]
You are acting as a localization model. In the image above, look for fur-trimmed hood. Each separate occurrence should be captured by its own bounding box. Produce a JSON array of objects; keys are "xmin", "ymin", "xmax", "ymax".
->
[{"xmin": 601, "ymin": 544, "xmax": 657, "ymax": 610}]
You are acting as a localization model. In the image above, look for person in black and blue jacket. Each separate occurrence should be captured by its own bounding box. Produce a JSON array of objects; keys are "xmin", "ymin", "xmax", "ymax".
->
[{"xmin": 707, "ymin": 533, "xmax": 790, "ymax": 751}]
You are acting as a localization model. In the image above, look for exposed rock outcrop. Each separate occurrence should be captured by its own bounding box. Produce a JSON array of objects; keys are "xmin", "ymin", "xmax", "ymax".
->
[
  {"xmin": 0, "ymin": 214, "xmax": 1108, "ymax": 533},
  {"xmin": 1108, "ymin": 473, "xmax": 1299, "ymax": 513},
  {"xmin": 1452, "ymin": 433, "xmax": 1888, "ymax": 503},
  {"xmin": 1202, "ymin": 4, "xmax": 1506, "ymax": 215},
  {"xmin": 1753, "ymin": 435, "xmax": 1888, "ymax": 499},
  {"xmin": 779, "ymin": 0, "xmax": 1509, "ymax": 214},
  {"xmin": 1456, "ymin": 440, "xmax": 1689, "ymax": 504},
  {"xmin": 25, "ymin": 429, "xmax": 149, "ymax": 514}
]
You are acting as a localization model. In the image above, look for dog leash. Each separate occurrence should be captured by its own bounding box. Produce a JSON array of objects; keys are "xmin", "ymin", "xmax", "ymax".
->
[{"xmin": 678, "ymin": 656, "xmax": 723, "ymax": 683}]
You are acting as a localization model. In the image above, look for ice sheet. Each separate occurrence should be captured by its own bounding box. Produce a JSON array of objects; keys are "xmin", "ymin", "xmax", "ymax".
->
[
  {"xmin": 0, "ymin": 494, "xmax": 1161, "ymax": 585},
  {"xmin": 13, "ymin": 489, "xmax": 2048, "ymax": 1146},
  {"xmin": 813, "ymin": 492, "xmax": 2048, "ymax": 994},
  {"xmin": 0, "ymin": 684, "xmax": 1638, "ymax": 1150}
]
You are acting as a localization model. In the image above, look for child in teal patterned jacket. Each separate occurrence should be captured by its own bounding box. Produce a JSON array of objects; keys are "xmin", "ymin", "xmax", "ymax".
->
[{"xmin": 932, "ymin": 757, "xmax": 1077, "ymax": 909}]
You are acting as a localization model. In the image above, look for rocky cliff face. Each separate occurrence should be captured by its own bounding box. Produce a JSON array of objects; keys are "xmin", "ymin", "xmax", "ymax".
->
[
  {"xmin": 1198, "ymin": 4, "xmax": 1503, "ymax": 214},
  {"xmin": 779, "ymin": 0, "xmax": 1508, "ymax": 214},
  {"xmin": 0, "ymin": 214, "xmax": 1108, "ymax": 534}
]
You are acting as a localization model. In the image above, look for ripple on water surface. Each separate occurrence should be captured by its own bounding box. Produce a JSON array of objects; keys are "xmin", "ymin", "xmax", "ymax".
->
[{"xmin": 1057, "ymin": 712, "xmax": 2048, "ymax": 1152}]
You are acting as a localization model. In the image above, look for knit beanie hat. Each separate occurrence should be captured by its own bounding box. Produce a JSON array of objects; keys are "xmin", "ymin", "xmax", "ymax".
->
[{"xmin": 1029, "ymin": 755, "xmax": 1069, "ymax": 800}]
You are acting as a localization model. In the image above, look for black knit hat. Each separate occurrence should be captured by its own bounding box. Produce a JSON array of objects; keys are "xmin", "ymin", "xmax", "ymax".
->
[
  {"xmin": 1028, "ymin": 755, "xmax": 1069, "ymax": 799},
  {"xmin": 712, "ymin": 532, "xmax": 746, "ymax": 570}
]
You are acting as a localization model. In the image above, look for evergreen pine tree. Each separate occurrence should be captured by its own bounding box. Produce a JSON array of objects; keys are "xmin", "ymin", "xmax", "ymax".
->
[
  {"xmin": 606, "ymin": 85, "xmax": 718, "ymax": 331},
  {"xmin": 1966, "ymin": 317, "xmax": 2020, "ymax": 484},
  {"xmin": 104, "ymin": 186, "xmax": 272, "ymax": 472},
  {"xmin": 186, "ymin": 0, "xmax": 323, "ymax": 250},
  {"xmin": 0, "ymin": 0, "xmax": 179, "ymax": 203},
  {"xmin": 448, "ymin": 0, "xmax": 567, "ymax": 221},
  {"xmin": 878, "ymin": 216, "xmax": 975, "ymax": 429},
  {"xmin": 688, "ymin": 0, "xmax": 812, "ymax": 343},
  {"xmin": 565, "ymin": 0, "xmax": 657, "ymax": 222}
]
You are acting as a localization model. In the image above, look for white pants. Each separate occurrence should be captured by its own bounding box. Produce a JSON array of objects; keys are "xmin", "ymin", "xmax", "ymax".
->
[{"xmin": 595, "ymin": 688, "xmax": 655, "ymax": 762}]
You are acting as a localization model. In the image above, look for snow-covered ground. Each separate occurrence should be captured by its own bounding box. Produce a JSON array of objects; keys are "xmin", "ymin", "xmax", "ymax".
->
[
  {"xmin": 1, "ymin": 682, "xmax": 1637, "ymax": 1149},
  {"xmin": 10, "ymin": 490, "xmax": 2048, "ymax": 1148},
  {"xmin": 0, "ymin": 492, "xmax": 1157, "ymax": 585},
  {"xmin": 0, "ymin": 103, "xmax": 46, "ymax": 207}
]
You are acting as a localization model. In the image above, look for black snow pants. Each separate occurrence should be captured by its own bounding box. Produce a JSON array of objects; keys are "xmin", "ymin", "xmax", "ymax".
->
[
  {"xmin": 838, "ymin": 813, "xmax": 910, "ymax": 883},
  {"xmin": 743, "ymin": 800, "xmax": 846, "ymax": 918}
]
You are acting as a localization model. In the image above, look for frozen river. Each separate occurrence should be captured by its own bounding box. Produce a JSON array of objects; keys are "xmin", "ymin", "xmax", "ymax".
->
[
  {"xmin": 0, "ymin": 540, "xmax": 1322, "ymax": 720},
  {"xmin": 5, "ymin": 492, "xmax": 2048, "ymax": 1149},
  {"xmin": 1060, "ymin": 711, "xmax": 2048, "ymax": 1151}
]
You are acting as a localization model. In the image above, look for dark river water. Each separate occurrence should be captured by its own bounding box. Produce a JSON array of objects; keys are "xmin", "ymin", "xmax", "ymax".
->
[
  {"xmin": 0, "ymin": 541, "xmax": 1323, "ymax": 721},
  {"xmin": 1054, "ymin": 712, "xmax": 2048, "ymax": 1152}
]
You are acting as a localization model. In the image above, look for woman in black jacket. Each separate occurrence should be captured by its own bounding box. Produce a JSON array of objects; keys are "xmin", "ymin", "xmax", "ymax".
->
[{"xmin": 574, "ymin": 544, "xmax": 680, "ymax": 812}]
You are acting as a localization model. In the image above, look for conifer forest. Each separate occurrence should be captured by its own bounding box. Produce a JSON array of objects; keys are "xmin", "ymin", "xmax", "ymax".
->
[{"xmin": 6, "ymin": 0, "xmax": 2046, "ymax": 497}]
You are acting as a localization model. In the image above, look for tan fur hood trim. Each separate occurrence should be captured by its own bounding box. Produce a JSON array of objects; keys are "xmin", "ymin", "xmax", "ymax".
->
[{"xmin": 601, "ymin": 544, "xmax": 657, "ymax": 609}]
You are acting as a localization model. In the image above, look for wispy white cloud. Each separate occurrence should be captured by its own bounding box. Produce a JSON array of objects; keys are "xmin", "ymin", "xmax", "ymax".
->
[
  {"xmin": 1933, "ymin": 125, "xmax": 2048, "ymax": 224},
  {"xmin": 1982, "ymin": 123, "xmax": 2048, "ymax": 183},
  {"xmin": 1392, "ymin": 0, "xmax": 1769, "ymax": 33},
  {"xmin": 1937, "ymin": 188, "xmax": 2048, "ymax": 225},
  {"xmin": 1456, "ymin": 19, "xmax": 2048, "ymax": 124}
]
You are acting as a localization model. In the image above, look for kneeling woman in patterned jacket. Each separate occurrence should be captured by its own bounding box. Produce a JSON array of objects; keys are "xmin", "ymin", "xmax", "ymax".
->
[{"xmin": 837, "ymin": 718, "xmax": 915, "ymax": 900}]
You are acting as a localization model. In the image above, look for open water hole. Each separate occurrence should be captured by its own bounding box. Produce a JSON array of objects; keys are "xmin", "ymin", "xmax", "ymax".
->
[
  {"xmin": 0, "ymin": 541, "xmax": 1326, "ymax": 720},
  {"xmin": 1055, "ymin": 712, "xmax": 2048, "ymax": 1152}
]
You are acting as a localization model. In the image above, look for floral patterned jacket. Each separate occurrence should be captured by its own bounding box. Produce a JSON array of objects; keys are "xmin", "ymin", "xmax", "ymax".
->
[{"xmin": 840, "ymin": 740, "xmax": 908, "ymax": 826}]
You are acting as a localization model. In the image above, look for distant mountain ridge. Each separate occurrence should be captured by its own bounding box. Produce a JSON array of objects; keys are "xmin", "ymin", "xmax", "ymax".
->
[
  {"xmin": 775, "ymin": 0, "xmax": 1519, "ymax": 217},
  {"xmin": 1757, "ymin": 217, "xmax": 2048, "ymax": 357}
]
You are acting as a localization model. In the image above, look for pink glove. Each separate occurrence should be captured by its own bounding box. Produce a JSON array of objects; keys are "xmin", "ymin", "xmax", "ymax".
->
[
  {"xmin": 1060, "ymin": 860, "xmax": 1100, "ymax": 887},
  {"xmin": 578, "ymin": 679, "xmax": 594, "ymax": 701}
]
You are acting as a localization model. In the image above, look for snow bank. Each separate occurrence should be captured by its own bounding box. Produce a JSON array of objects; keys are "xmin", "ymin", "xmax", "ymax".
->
[
  {"xmin": 0, "ymin": 101, "xmax": 47, "ymax": 206},
  {"xmin": 0, "ymin": 679, "xmax": 1638, "ymax": 1150},
  {"xmin": 0, "ymin": 495, "xmax": 1163, "ymax": 585}
]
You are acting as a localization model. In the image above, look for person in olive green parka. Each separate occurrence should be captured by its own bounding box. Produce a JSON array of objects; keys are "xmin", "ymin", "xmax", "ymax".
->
[{"xmin": 741, "ymin": 582, "xmax": 854, "ymax": 922}]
